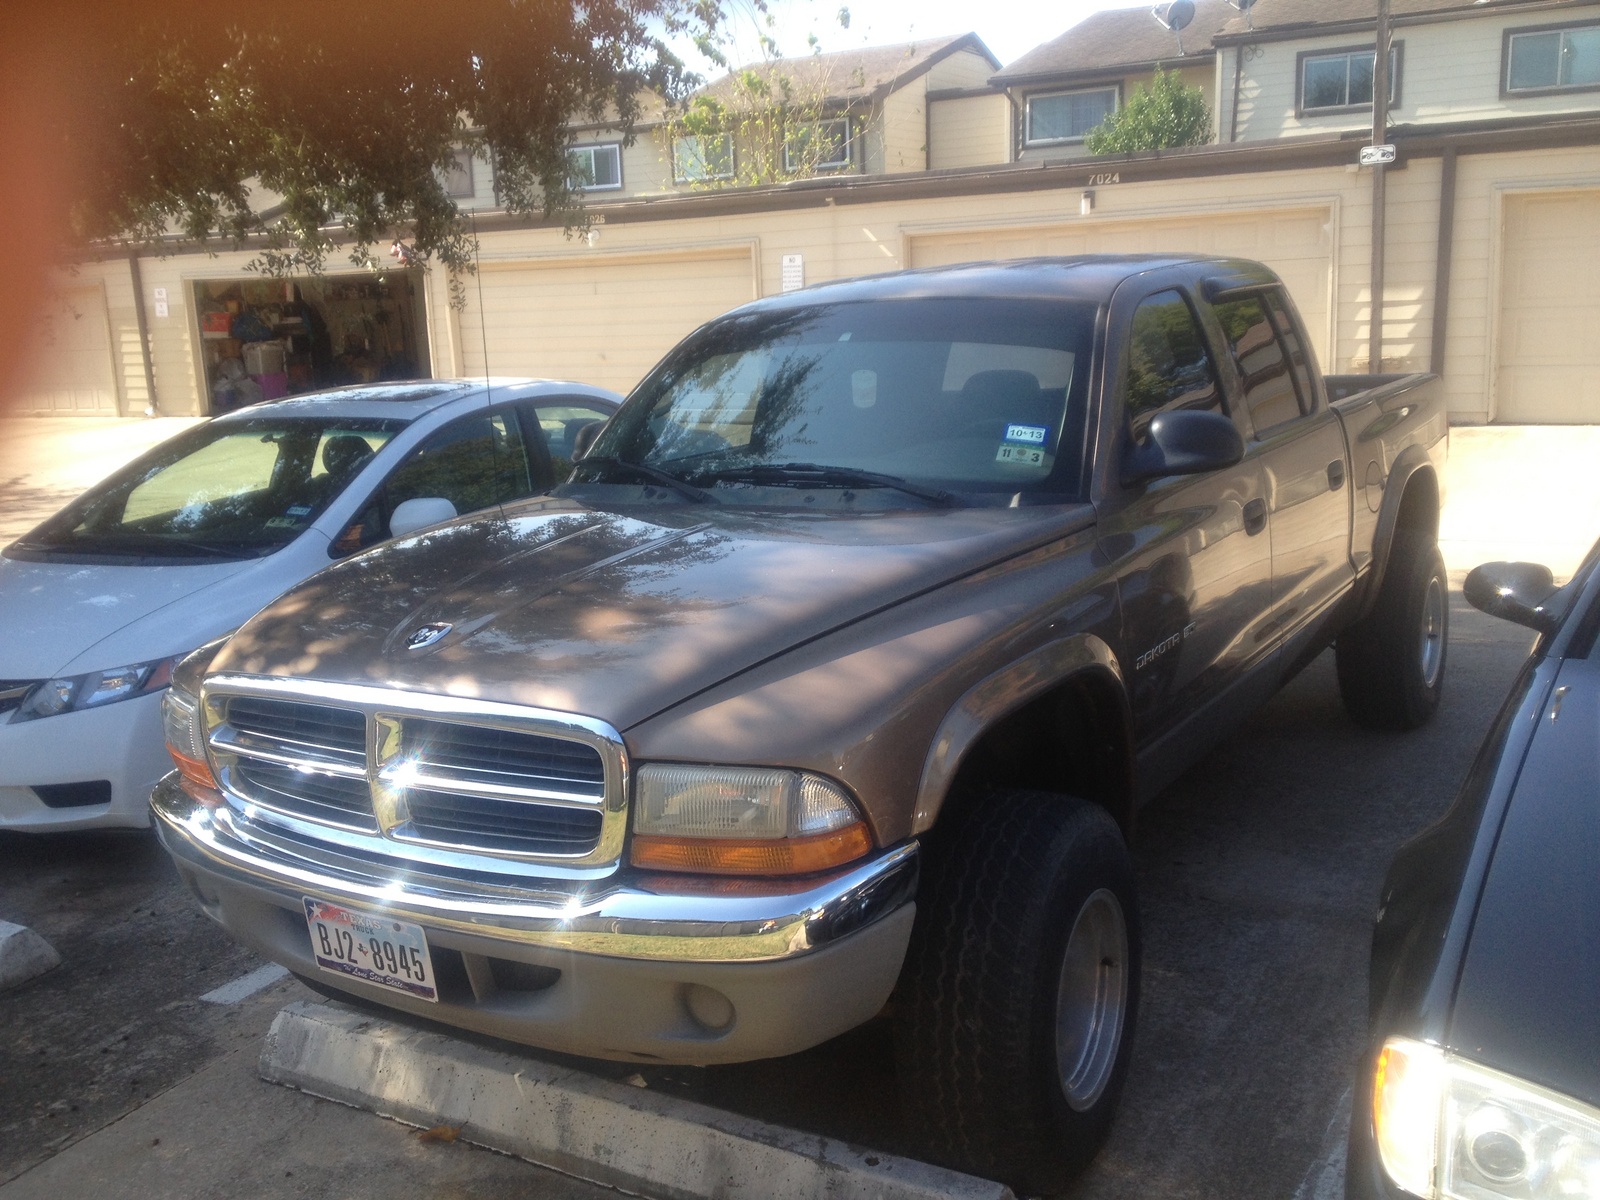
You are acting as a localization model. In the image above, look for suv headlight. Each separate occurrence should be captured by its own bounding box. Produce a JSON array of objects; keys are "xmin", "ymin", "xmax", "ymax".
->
[
  {"xmin": 630, "ymin": 764, "xmax": 873, "ymax": 875},
  {"xmin": 1373, "ymin": 1037, "xmax": 1600, "ymax": 1198},
  {"xmin": 14, "ymin": 656, "xmax": 178, "ymax": 721}
]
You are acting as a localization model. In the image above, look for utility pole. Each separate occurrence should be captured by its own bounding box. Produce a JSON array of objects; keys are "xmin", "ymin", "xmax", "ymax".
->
[{"xmin": 1370, "ymin": 0, "xmax": 1392, "ymax": 373}]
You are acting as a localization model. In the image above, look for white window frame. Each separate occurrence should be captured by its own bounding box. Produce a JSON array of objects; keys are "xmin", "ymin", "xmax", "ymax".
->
[
  {"xmin": 568, "ymin": 143, "xmax": 623, "ymax": 192},
  {"xmin": 443, "ymin": 148, "xmax": 476, "ymax": 198},
  {"xmin": 783, "ymin": 118, "xmax": 853, "ymax": 173},
  {"xmin": 1297, "ymin": 46, "xmax": 1401, "ymax": 115},
  {"xmin": 1023, "ymin": 86, "xmax": 1119, "ymax": 147},
  {"xmin": 1505, "ymin": 23, "xmax": 1600, "ymax": 94},
  {"xmin": 672, "ymin": 132, "xmax": 735, "ymax": 183}
]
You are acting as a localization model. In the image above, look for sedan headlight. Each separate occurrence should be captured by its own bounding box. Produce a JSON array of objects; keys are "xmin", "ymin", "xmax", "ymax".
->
[
  {"xmin": 14, "ymin": 656, "xmax": 178, "ymax": 721},
  {"xmin": 1374, "ymin": 1037, "xmax": 1600, "ymax": 1198},
  {"xmin": 630, "ymin": 764, "xmax": 873, "ymax": 875}
]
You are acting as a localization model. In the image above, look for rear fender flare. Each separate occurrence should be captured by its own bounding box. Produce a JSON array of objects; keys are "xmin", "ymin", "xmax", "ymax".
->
[
  {"xmin": 1359, "ymin": 447, "xmax": 1441, "ymax": 621},
  {"xmin": 913, "ymin": 634, "xmax": 1131, "ymax": 835}
]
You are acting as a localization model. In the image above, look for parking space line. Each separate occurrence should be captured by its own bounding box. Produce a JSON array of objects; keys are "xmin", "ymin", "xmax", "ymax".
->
[
  {"xmin": 1292, "ymin": 1085, "xmax": 1352, "ymax": 1200},
  {"xmin": 199, "ymin": 963, "xmax": 289, "ymax": 1004}
]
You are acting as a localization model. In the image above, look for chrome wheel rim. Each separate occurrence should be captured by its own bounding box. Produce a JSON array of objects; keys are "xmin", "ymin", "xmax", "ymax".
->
[
  {"xmin": 1055, "ymin": 887, "xmax": 1129, "ymax": 1111},
  {"xmin": 1419, "ymin": 570, "xmax": 1445, "ymax": 690}
]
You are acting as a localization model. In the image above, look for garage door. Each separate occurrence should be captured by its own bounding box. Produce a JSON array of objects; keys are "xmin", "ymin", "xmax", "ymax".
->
[
  {"xmin": 458, "ymin": 249, "xmax": 756, "ymax": 394},
  {"xmin": 1497, "ymin": 190, "xmax": 1600, "ymax": 424},
  {"xmin": 909, "ymin": 207, "xmax": 1333, "ymax": 366},
  {"xmin": 17, "ymin": 284, "xmax": 119, "ymax": 414}
]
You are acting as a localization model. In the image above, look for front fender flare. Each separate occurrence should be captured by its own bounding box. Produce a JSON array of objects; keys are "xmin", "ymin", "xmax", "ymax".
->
[{"xmin": 912, "ymin": 633, "xmax": 1130, "ymax": 835}]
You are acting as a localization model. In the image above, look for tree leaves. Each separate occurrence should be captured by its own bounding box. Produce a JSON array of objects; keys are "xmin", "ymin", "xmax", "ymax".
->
[{"xmin": 1084, "ymin": 67, "xmax": 1212, "ymax": 156}]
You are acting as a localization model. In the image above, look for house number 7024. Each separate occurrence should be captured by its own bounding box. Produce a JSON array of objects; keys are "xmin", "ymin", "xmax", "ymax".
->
[{"xmin": 1087, "ymin": 173, "xmax": 1121, "ymax": 186}]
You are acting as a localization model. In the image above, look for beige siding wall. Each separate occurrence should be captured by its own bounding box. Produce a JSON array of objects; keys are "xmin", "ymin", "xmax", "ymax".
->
[
  {"xmin": 929, "ymin": 94, "xmax": 1011, "ymax": 169},
  {"xmin": 1234, "ymin": 11, "xmax": 1600, "ymax": 143},
  {"xmin": 926, "ymin": 48, "xmax": 1000, "ymax": 91},
  {"xmin": 881, "ymin": 77, "xmax": 928, "ymax": 173}
]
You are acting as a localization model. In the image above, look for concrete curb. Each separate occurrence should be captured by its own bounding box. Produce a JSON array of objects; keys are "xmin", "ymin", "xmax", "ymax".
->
[
  {"xmin": 0, "ymin": 921, "xmax": 61, "ymax": 991},
  {"xmin": 260, "ymin": 1000, "xmax": 1016, "ymax": 1200}
]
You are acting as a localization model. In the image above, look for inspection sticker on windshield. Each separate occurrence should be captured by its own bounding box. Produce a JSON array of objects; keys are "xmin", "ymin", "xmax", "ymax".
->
[
  {"xmin": 1004, "ymin": 424, "xmax": 1048, "ymax": 445},
  {"xmin": 995, "ymin": 444, "xmax": 1046, "ymax": 466},
  {"xmin": 304, "ymin": 898, "xmax": 438, "ymax": 1002}
]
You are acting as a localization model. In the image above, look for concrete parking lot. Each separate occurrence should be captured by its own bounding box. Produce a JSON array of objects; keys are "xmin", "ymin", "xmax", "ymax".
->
[{"xmin": 0, "ymin": 415, "xmax": 1593, "ymax": 1199}]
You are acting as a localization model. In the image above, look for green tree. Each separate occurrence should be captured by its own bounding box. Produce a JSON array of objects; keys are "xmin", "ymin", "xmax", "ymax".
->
[
  {"xmin": 1085, "ymin": 67, "xmax": 1212, "ymax": 155},
  {"xmin": 48, "ymin": 0, "xmax": 723, "ymax": 281}
]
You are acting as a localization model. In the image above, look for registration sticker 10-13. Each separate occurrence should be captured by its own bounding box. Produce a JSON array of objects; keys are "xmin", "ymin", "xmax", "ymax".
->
[{"xmin": 303, "ymin": 898, "xmax": 438, "ymax": 1002}]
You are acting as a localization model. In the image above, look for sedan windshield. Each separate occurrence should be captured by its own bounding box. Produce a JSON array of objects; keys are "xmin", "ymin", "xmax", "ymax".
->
[
  {"xmin": 573, "ymin": 297, "xmax": 1098, "ymax": 506},
  {"xmin": 10, "ymin": 416, "xmax": 406, "ymax": 561}
]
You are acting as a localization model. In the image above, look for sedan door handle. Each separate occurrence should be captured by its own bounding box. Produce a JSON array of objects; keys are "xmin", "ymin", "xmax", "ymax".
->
[
  {"xmin": 1327, "ymin": 459, "xmax": 1346, "ymax": 490},
  {"xmin": 1243, "ymin": 497, "xmax": 1267, "ymax": 535}
]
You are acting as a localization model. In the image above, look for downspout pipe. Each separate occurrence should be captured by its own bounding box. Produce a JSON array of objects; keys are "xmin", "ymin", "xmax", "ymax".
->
[
  {"xmin": 1369, "ymin": 0, "xmax": 1392, "ymax": 373},
  {"xmin": 127, "ymin": 250, "xmax": 159, "ymax": 416}
]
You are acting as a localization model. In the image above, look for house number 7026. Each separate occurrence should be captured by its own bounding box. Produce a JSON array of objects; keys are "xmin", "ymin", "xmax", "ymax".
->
[{"xmin": 1087, "ymin": 173, "xmax": 1121, "ymax": 186}]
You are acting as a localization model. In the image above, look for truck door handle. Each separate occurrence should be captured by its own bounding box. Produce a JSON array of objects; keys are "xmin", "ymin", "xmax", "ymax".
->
[
  {"xmin": 1243, "ymin": 497, "xmax": 1267, "ymax": 535},
  {"xmin": 1327, "ymin": 460, "xmax": 1346, "ymax": 490}
]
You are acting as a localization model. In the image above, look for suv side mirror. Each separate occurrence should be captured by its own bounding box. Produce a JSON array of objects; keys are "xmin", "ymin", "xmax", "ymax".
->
[
  {"xmin": 1464, "ymin": 561, "xmax": 1562, "ymax": 635},
  {"xmin": 389, "ymin": 497, "xmax": 458, "ymax": 539},
  {"xmin": 1122, "ymin": 409, "xmax": 1245, "ymax": 485},
  {"xmin": 570, "ymin": 420, "xmax": 605, "ymax": 462}
]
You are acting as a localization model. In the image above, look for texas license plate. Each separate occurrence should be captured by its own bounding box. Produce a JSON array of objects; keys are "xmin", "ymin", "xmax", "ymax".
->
[{"xmin": 303, "ymin": 898, "xmax": 438, "ymax": 1002}]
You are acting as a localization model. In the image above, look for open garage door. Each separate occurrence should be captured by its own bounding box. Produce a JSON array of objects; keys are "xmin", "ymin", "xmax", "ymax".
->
[
  {"xmin": 17, "ymin": 284, "xmax": 119, "ymax": 415},
  {"xmin": 458, "ymin": 248, "xmax": 757, "ymax": 394},
  {"xmin": 1496, "ymin": 190, "xmax": 1600, "ymax": 424},
  {"xmin": 909, "ymin": 207, "xmax": 1333, "ymax": 367}
]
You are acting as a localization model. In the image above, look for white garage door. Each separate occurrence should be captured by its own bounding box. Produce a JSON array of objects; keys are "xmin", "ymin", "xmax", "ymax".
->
[
  {"xmin": 1497, "ymin": 190, "xmax": 1600, "ymax": 424},
  {"xmin": 458, "ymin": 249, "xmax": 757, "ymax": 395},
  {"xmin": 18, "ymin": 285, "xmax": 119, "ymax": 414},
  {"xmin": 908, "ymin": 207, "xmax": 1333, "ymax": 366}
]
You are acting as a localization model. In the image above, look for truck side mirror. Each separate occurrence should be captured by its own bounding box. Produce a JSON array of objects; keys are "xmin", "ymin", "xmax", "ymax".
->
[
  {"xmin": 1463, "ymin": 561, "xmax": 1562, "ymax": 635},
  {"xmin": 389, "ymin": 497, "xmax": 458, "ymax": 539},
  {"xmin": 1121, "ymin": 409, "xmax": 1245, "ymax": 485}
]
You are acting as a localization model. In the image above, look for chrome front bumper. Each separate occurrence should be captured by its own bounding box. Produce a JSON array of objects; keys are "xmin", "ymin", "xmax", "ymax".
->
[{"xmin": 152, "ymin": 771, "xmax": 917, "ymax": 964}]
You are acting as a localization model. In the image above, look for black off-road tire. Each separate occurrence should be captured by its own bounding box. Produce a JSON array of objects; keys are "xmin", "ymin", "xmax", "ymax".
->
[
  {"xmin": 894, "ymin": 791, "xmax": 1140, "ymax": 1195},
  {"xmin": 1336, "ymin": 533, "xmax": 1448, "ymax": 730}
]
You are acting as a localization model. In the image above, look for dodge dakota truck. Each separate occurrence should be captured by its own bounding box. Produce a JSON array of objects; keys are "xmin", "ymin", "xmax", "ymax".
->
[{"xmin": 153, "ymin": 256, "xmax": 1447, "ymax": 1192}]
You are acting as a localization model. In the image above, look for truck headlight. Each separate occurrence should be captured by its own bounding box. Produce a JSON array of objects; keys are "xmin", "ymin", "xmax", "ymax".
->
[
  {"xmin": 630, "ymin": 764, "xmax": 873, "ymax": 875},
  {"xmin": 160, "ymin": 640, "xmax": 230, "ymax": 799},
  {"xmin": 1373, "ymin": 1037, "xmax": 1600, "ymax": 1198},
  {"xmin": 14, "ymin": 656, "xmax": 177, "ymax": 721}
]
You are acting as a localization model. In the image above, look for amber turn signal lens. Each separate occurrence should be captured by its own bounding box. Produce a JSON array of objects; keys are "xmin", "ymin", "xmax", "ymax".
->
[
  {"xmin": 630, "ymin": 821, "xmax": 874, "ymax": 876},
  {"xmin": 168, "ymin": 746, "xmax": 218, "ymax": 792}
]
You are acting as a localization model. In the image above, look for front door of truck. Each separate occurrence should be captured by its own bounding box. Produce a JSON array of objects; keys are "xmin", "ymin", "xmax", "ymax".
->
[{"xmin": 1095, "ymin": 284, "xmax": 1278, "ymax": 772}]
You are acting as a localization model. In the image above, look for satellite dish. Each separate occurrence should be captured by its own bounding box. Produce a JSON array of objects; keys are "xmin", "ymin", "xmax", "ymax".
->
[
  {"xmin": 1228, "ymin": 0, "xmax": 1256, "ymax": 30},
  {"xmin": 1152, "ymin": 1, "xmax": 1196, "ymax": 54}
]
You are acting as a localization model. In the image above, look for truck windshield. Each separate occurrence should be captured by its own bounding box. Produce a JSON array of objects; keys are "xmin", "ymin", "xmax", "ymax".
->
[
  {"xmin": 9, "ymin": 415, "xmax": 407, "ymax": 562},
  {"xmin": 577, "ymin": 297, "xmax": 1098, "ymax": 505}
]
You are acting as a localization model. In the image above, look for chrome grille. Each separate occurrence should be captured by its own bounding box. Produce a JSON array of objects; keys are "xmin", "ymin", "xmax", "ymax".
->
[
  {"xmin": 202, "ymin": 676, "xmax": 628, "ymax": 872},
  {"xmin": 403, "ymin": 787, "xmax": 605, "ymax": 855}
]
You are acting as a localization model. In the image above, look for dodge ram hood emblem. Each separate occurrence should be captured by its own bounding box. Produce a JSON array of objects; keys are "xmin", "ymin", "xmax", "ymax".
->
[{"xmin": 405, "ymin": 622, "xmax": 453, "ymax": 650}]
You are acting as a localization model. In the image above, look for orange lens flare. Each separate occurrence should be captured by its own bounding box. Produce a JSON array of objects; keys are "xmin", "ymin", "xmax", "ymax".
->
[{"xmin": 630, "ymin": 822, "xmax": 874, "ymax": 876}]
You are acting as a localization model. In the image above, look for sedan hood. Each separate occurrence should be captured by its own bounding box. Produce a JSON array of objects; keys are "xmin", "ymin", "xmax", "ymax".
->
[
  {"xmin": 216, "ymin": 496, "xmax": 1089, "ymax": 730},
  {"xmin": 0, "ymin": 554, "xmax": 255, "ymax": 678},
  {"xmin": 1449, "ymin": 653, "xmax": 1600, "ymax": 1109}
]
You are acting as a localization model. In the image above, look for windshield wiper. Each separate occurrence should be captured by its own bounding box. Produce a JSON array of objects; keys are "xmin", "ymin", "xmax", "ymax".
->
[
  {"xmin": 34, "ymin": 531, "xmax": 247, "ymax": 560},
  {"xmin": 573, "ymin": 456, "xmax": 719, "ymax": 505},
  {"xmin": 693, "ymin": 462, "xmax": 957, "ymax": 507}
]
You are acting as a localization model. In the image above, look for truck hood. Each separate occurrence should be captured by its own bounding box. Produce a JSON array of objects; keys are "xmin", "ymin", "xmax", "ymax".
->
[{"xmin": 215, "ymin": 496, "xmax": 1090, "ymax": 730}]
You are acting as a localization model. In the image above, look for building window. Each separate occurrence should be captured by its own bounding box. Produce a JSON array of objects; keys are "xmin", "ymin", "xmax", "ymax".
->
[
  {"xmin": 568, "ymin": 144, "xmax": 622, "ymax": 191},
  {"xmin": 784, "ymin": 119, "xmax": 852, "ymax": 173},
  {"xmin": 443, "ymin": 148, "xmax": 475, "ymax": 198},
  {"xmin": 1506, "ymin": 24, "xmax": 1600, "ymax": 93},
  {"xmin": 1298, "ymin": 45, "xmax": 1401, "ymax": 114},
  {"xmin": 672, "ymin": 133, "xmax": 734, "ymax": 183},
  {"xmin": 1024, "ymin": 87, "xmax": 1118, "ymax": 145}
]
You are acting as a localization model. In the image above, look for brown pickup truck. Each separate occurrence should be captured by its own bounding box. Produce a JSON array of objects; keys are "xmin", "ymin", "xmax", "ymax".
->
[{"xmin": 154, "ymin": 256, "xmax": 1447, "ymax": 1192}]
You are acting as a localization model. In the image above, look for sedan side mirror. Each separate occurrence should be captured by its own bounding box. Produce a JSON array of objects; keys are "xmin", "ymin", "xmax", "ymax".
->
[
  {"xmin": 389, "ymin": 497, "xmax": 458, "ymax": 539},
  {"xmin": 1463, "ymin": 561, "xmax": 1562, "ymax": 635},
  {"xmin": 1122, "ymin": 409, "xmax": 1246, "ymax": 485}
]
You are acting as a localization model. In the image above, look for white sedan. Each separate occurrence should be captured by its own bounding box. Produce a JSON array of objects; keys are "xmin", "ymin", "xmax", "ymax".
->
[{"xmin": 0, "ymin": 378, "xmax": 620, "ymax": 831}]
